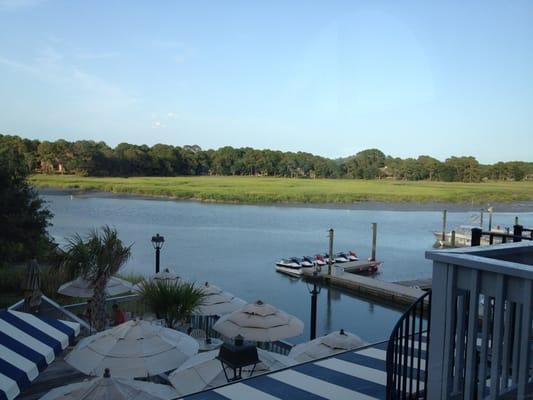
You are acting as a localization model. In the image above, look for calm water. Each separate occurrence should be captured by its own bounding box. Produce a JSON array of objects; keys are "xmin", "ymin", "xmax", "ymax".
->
[{"xmin": 42, "ymin": 192, "xmax": 533, "ymax": 344}]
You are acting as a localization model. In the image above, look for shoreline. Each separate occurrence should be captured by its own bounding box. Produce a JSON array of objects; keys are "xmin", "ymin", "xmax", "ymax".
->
[{"xmin": 37, "ymin": 187, "xmax": 533, "ymax": 213}]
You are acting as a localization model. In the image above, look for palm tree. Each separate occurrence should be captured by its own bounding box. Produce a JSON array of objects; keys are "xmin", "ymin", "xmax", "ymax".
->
[
  {"xmin": 61, "ymin": 226, "xmax": 132, "ymax": 331},
  {"xmin": 138, "ymin": 280, "xmax": 205, "ymax": 329}
]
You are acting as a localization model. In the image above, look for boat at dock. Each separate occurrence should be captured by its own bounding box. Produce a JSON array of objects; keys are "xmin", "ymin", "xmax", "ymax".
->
[
  {"xmin": 275, "ymin": 253, "xmax": 378, "ymax": 278},
  {"xmin": 433, "ymin": 225, "xmax": 507, "ymax": 247},
  {"xmin": 275, "ymin": 257, "xmax": 314, "ymax": 277}
]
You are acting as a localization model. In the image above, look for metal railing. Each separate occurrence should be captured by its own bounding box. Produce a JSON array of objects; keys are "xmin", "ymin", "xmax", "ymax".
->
[{"xmin": 386, "ymin": 290, "xmax": 431, "ymax": 400}]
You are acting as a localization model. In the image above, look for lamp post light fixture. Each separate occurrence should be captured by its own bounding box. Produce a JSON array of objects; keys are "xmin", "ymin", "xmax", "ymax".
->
[
  {"xmin": 306, "ymin": 265, "xmax": 322, "ymax": 341},
  {"xmin": 151, "ymin": 233, "xmax": 165, "ymax": 274}
]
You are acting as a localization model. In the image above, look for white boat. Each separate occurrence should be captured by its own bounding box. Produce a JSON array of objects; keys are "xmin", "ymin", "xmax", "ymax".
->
[
  {"xmin": 433, "ymin": 225, "xmax": 507, "ymax": 247},
  {"xmin": 275, "ymin": 257, "xmax": 313, "ymax": 277},
  {"xmin": 333, "ymin": 252, "xmax": 350, "ymax": 263},
  {"xmin": 346, "ymin": 251, "xmax": 359, "ymax": 261}
]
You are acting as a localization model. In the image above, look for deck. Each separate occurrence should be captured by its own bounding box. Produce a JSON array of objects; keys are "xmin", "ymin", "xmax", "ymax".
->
[
  {"xmin": 302, "ymin": 267, "xmax": 426, "ymax": 307},
  {"xmin": 183, "ymin": 336, "xmax": 427, "ymax": 400}
]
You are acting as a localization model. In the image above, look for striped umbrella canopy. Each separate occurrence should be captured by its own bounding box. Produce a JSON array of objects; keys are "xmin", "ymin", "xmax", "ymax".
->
[
  {"xmin": 213, "ymin": 300, "xmax": 304, "ymax": 342},
  {"xmin": 288, "ymin": 329, "xmax": 366, "ymax": 362},
  {"xmin": 40, "ymin": 370, "xmax": 178, "ymax": 400},
  {"xmin": 0, "ymin": 310, "xmax": 80, "ymax": 400},
  {"xmin": 65, "ymin": 319, "xmax": 199, "ymax": 378},
  {"xmin": 22, "ymin": 259, "xmax": 42, "ymax": 310},
  {"xmin": 168, "ymin": 348, "xmax": 296, "ymax": 397},
  {"xmin": 57, "ymin": 276, "xmax": 133, "ymax": 298},
  {"xmin": 195, "ymin": 282, "xmax": 246, "ymax": 317}
]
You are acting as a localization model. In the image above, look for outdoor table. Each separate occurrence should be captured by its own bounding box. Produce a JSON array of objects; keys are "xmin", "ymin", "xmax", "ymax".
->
[{"xmin": 197, "ymin": 338, "xmax": 223, "ymax": 352}]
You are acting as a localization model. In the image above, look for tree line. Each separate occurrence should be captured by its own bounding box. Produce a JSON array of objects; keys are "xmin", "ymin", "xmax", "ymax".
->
[{"xmin": 1, "ymin": 134, "xmax": 532, "ymax": 182}]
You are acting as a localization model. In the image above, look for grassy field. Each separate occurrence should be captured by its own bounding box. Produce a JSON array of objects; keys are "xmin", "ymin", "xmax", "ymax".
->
[{"xmin": 29, "ymin": 175, "xmax": 533, "ymax": 204}]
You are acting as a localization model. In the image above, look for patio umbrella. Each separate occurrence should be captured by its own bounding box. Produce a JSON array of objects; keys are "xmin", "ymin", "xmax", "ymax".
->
[
  {"xmin": 213, "ymin": 300, "xmax": 304, "ymax": 342},
  {"xmin": 152, "ymin": 268, "xmax": 180, "ymax": 282},
  {"xmin": 288, "ymin": 329, "xmax": 366, "ymax": 362},
  {"xmin": 195, "ymin": 282, "xmax": 246, "ymax": 317},
  {"xmin": 132, "ymin": 269, "xmax": 181, "ymax": 293},
  {"xmin": 168, "ymin": 348, "xmax": 296, "ymax": 396},
  {"xmin": 22, "ymin": 258, "xmax": 42, "ymax": 311},
  {"xmin": 40, "ymin": 369, "xmax": 177, "ymax": 400},
  {"xmin": 65, "ymin": 319, "xmax": 199, "ymax": 378},
  {"xmin": 58, "ymin": 276, "xmax": 133, "ymax": 298}
]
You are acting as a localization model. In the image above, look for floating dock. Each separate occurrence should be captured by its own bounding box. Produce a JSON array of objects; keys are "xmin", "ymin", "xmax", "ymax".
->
[{"xmin": 302, "ymin": 264, "xmax": 426, "ymax": 307}]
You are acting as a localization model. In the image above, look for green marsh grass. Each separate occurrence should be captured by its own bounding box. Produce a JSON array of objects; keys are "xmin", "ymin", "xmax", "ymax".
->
[{"xmin": 30, "ymin": 175, "xmax": 533, "ymax": 205}]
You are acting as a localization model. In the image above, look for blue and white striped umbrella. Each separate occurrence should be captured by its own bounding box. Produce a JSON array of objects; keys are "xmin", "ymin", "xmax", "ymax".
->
[{"xmin": 0, "ymin": 310, "xmax": 80, "ymax": 400}]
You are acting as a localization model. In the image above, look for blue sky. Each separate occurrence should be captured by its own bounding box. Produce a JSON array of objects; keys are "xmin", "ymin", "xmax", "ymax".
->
[{"xmin": 0, "ymin": 0, "xmax": 532, "ymax": 163}]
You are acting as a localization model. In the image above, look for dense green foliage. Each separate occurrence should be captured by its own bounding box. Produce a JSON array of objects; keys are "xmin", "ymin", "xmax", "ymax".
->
[
  {"xmin": 138, "ymin": 280, "xmax": 206, "ymax": 328},
  {"xmin": 0, "ymin": 136, "xmax": 53, "ymax": 264},
  {"xmin": 30, "ymin": 175, "xmax": 533, "ymax": 204},
  {"xmin": 2, "ymin": 134, "xmax": 532, "ymax": 182}
]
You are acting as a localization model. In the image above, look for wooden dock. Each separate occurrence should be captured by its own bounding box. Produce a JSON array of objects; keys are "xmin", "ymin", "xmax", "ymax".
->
[
  {"xmin": 394, "ymin": 278, "xmax": 432, "ymax": 290},
  {"xmin": 302, "ymin": 264, "xmax": 426, "ymax": 307}
]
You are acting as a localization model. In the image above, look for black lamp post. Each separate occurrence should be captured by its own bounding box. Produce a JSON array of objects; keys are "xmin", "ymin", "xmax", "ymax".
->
[
  {"xmin": 151, "ymin": 233, "xmax": 165, "ymax": 274},
  {"xmin": 306, "ymin": 265, "xmax": 322, "ymax": 340}
]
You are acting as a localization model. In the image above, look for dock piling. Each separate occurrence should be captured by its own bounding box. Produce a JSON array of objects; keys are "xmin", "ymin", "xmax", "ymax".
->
[
  {"xmin": 328, "ymin": 228, "xmax": 334, "ymax": 275},
  {"xmin": 451, "ymin": 230, "xmax": 456, "ymax": 248},
  {"xmin": 471, "ymin": 227, "xmax": 482, "ymax": 246},
  {"xmin": 441, "ymin": 210, "xmax": 447, "ymax": 242},
  {"xmin": 371, "ymin": 223, "xmax": 377, "ymax": 261}
]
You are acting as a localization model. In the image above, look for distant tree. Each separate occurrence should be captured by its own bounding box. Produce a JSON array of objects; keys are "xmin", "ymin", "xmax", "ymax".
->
[
  {"xmin": 345, "ymin": 149, "xmax": 386, "ymax": 179},
  {"xmin": 443, "ymin": 156, "xmax": 481, "ymax": 183}
]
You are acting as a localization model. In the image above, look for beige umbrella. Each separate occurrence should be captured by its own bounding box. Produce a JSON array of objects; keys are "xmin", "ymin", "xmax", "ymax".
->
[
  {"xmin": 152, "ymin": 268, "xmax": 180, "ymax": 282},
  {"xmin": 65, "ymin": 319, "xmax": 199, "ymax": 378},
  {"xmin": 288, "ymin": 329, "xmax": 366, "ymax": 362},
  {"xmin": 40, "ymin": 369, "xmax": 177, "ymax": 400},
  {"xmin": 196, "ymin": 282, "xmax": 246, "ymax": 317},
  {"xmin": 168, "ymin": 348, "xmax": 296, "ymax": 396},
  {"xmin": 132, "ymin": 269, "xmax": 181, "ymax": 293},
  {"xmin": 22, "ymin": 258, "xmax": 42, "ymax": 311},
  {"xmin": 58, "ymin": 276, "xmax": 133, "ymax": 298},
  {"xmin": 213, "ymin": 300, "xmax": 304, "ymax": 342}
]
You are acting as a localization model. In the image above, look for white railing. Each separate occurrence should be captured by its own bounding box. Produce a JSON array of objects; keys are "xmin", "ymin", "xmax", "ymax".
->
[{"xmin": 426, "ymin": 242, "xmax": 533, "ymax": 399}]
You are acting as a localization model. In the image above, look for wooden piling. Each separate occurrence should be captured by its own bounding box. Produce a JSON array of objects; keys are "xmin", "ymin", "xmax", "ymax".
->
[
  {"xmin": 328, "ymin": 228, "xmax": 334, "ymax": 275},
  {"xmin": 451, "ymin": 230, "xmax": 456, "ymax": 248},
  {"xmin": 471, "ymin": 227, "xmax": 482, "ymax": 246},
  {"xmin": 371, "ymin": 223, "xmax": 377, "ymax": 261},
  {"xmin": 513, "ymin": 225, "xmax": 523, "ymax": 243},
  {"xmin": 442, "ymin": 210, "xmax": 447, "ymax": 241}
]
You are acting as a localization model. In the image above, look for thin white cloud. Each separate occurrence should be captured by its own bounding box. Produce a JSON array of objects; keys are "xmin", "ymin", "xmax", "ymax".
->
[
  {"xmin": 0, "ymin": 47, "xmax": 139, "ymax": 111},
  {"xmin": 152, "ymin": 121, "xmax": 165, "ymax": 129},
  {"xmin": 0, "ymin": 0, "xmax": 45, "ymax": 10}
]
